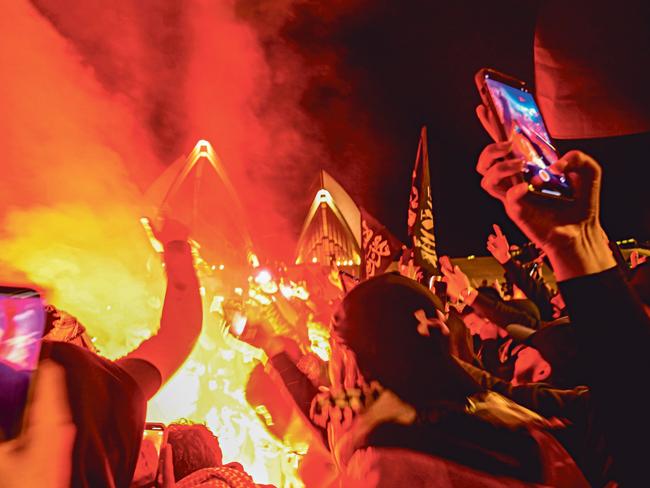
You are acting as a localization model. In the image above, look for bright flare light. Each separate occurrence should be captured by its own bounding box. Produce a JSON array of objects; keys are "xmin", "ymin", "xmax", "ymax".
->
[{"xmin": 255, "ymin": 269, "xmax": 273, "ymax": 286}]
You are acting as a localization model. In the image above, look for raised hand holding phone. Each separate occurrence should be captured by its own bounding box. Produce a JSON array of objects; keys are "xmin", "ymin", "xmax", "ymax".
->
[
  {"xmin": 0, "ymin": 286, "xmax": 46, "ymax": 441},
  {"xmin": 477, "ymin": 143, "xmax": 615, "ymax": 281},
  {"xmin": 475, "ymin": 68, "xmax": 573, "ymax": 201}
]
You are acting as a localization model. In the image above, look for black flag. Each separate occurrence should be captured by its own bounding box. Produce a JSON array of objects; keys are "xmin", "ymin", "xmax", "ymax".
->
[
  {"xmin": 407, "ymin": 126, "xmax": 438, "ymax": 279},
  {"xmin": 360, "ymin": 207, "xmax": 403, "ymax": 279}
]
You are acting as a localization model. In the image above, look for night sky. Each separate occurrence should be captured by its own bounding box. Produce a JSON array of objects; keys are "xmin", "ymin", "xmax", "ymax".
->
[{"xmin": 271, "ymin": 0, "xmax": 650, "ymax": 257}]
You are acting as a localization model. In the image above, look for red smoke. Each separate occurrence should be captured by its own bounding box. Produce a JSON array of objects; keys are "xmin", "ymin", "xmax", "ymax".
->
[{"xmin": 25, "ymin": 0, "xmax": 359, "ymax": 261}]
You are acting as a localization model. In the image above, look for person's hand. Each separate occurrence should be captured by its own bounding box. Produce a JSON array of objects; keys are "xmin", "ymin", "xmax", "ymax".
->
[
  {"xmin": 476, "ymin": 104, "xmax": 503, "ymax": 143},
  {"xmin": 237, "ymin": 317, "xmax": 300, "ymax": 359},
  {"xmin": 0, "ymin": 361, "xmax": 75, "ymax": 488},
  {"xmin": 150, "ymin": 217, "xmax": 190, "ymax": 247},
  {"xmin": 476, "ymin": 140, "xmax": 615, "ymax": 281},
  {"xmin": 439, "ymin": 256, "xmax": 472, "ymax": 302},
  {"xmin": 131, "ymin": 438, "xmax": 159, "ymax": 487},
  {"xmin": 630, "ymin": 250, "xmax": 648, "ymax": 270},
  {"xmin": 238, "ymin": 320, "xmax": 275, "ymax": 352},
  {"xmin": 157, "ymin": 443, "xmax": 177, "ymax": 488},
  {"xmin": 486, "ymin": 224, "xmax": 511, "ymax": 264}
]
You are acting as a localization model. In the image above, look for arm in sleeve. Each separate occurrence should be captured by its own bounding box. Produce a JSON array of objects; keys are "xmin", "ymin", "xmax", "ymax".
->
[
  {"xmin": 457, "ymin": 358, "xmax": 588, "ymax": 420},
  {"xmin": 558, "ymin": 266, "xmax": 650, "ymax": 484},
  {"xmin": 269, "ymin": 352, "xmax": 320, "ymax": 421},
  {"xmin": 121, "ymin": 241, "xmax": 202, "ymax": 392},
  {"xmin": 558, "ymin": 266, "xmax": 650, "ymax": 384},
  {"xmin": 503, "ymin": 259, "xmax": 555, "ymax": 321},
  {"xmin": 471, "ymin": 291, "xmax": 541, "ymax": 329}
]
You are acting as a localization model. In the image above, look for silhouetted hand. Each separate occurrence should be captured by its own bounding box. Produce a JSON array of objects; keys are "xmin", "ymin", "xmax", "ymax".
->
[
  {"xmin": 237, "ymin": 317, "xmax": 300, "ymax": 359},
  {"xmin": 151, "ymin": 217, "xmax": 190, "ymax": 247},
  {"xmin": 487, "ymin": 224, "xmax": 511, "ymax": 264},
  {"xmin": 0, "ymin": 361, "xmax": 75, "ymax": 488}
]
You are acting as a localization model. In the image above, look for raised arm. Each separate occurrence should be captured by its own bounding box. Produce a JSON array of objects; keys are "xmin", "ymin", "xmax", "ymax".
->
[
  {"xmin": 475, "ymin": 108, "xmax": 650, "ymax": 484},
  {"xmin": 440, "ymin": 255, "xmax": 540, "ymax": 329},
  {"xmin": 121, "ymin": 219, "xmax": 202, "ymax": 394},
  {"xmin": 488, "ymin": 224, "xmax": 556, "ymax": 320}
]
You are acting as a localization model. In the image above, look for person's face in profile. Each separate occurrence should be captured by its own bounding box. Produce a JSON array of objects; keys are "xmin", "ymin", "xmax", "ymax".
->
[
  {"xmin": 462, "ymin": 312, "xmax": 487, "ymax": 336},
  {"xmin": 511, "ymin": 346, "xmax": 551, "ymax": 386}
]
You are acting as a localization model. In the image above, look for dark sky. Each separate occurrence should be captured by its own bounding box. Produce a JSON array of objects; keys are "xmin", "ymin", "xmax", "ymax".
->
[{"xmin": 276, "ymin": 0, "xmax": 650, "ymax": 257}]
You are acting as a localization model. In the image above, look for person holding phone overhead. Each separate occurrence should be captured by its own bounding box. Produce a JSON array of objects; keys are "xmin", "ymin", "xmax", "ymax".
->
[{"xmin": 38, "ymin": 218, "xmax": 202, "ymax": 488}]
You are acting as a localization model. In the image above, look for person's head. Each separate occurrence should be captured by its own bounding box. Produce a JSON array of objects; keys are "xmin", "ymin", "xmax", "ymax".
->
[
  {"xmin": 462, "ymin": 311, "xmax": 487, "ymax": 336},
  {"xmin": 508, "ymin": 298, "xmax": 542, "ymax": 323},
  {"xmin": 331, "ymin": 273, "xmax": 480, "ymax": 408},
  {"xmin": 167, "ymin": 421, "xmax": 223, "ymax": 482},
  {"xmin": 477, "ymin": 285, "xmax": 501, "ymax": 302},
  {"xmin": 511, "ymin": 345, "xmax": 552, "ymax": 386},
  {"xmin": 507, "ymin": 323, "xmax": 581, "ymax": 388},
  {"xmin": 461, "ymin": 308, "xmax": 504, "ymax": 340}
]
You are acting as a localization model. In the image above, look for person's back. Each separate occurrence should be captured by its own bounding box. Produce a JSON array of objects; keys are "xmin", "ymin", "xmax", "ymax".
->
[
  {"xmin": 36, "ymin": 220, "xmax": 202, "ymax": 487},
  {"xmin": 342, "ymin": 447, "xmax": 546, "ymax": 488},
  {"xmin": 323, "ymin": 273, "xmax": 588, "ymax": 486},
  {"xmin": 40, "ymin": 341, "xmax": 150, "ymax": 488}
]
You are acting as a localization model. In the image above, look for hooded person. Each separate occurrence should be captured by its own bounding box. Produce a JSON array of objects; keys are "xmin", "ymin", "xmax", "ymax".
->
[{"xmin": 315, "ymin": 272, "xmax": 588, "ymax": 487}]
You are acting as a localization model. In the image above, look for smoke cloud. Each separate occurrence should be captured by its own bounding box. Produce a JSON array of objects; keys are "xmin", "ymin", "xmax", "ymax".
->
[
  {"xmin": 0, "ymin": 0, "xmax": 165, "ymax": 357},
  {"xmin": 0, "ymin": 1, "xmax": 385, "ymax": 483},
  {"xmin": 0, "ymin": 0, "xmax": 355, "ymax": 353}
]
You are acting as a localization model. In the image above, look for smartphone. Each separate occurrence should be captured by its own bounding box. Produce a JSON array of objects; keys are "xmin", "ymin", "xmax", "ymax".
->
[
  {"xmin": 143, "ymin": 422, "xmax": 167, "ymax": 457},
  {"xmin": 0, "ymin": 286, "xmax": 45, "ymax": 441},
  {"xmin": 132, "ymin": 422, "xmax": 168, "ymax": 487},
  {"xmin": 475, "ymin": 68, "xmax": 573, "ymax": 200}
]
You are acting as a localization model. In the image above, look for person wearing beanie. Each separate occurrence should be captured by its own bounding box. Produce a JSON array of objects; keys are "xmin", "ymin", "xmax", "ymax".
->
[{"xmin": 321, "ymin": 273, "xmax": 587, "ymax": 487}]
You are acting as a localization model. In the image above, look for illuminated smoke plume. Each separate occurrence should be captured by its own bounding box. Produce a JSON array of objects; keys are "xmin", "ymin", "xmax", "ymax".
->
[
  {"xmin": 28, "ymin": 0, "xmax": 339, "ymax": 260},
  {"xmin": 0, "ymin": 0, "xmax": 164, "ymax": 357},
  {"xmin": 0, "ymin": 0, "xmax": 341, "ymax": 348},
  {"xmin": 0, "ymin": 0, "xmax": 350, "ymax": 485}
]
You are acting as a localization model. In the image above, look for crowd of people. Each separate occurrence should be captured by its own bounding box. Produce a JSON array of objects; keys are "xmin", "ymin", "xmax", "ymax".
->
[
  {"xmin": 3, "ymin": 5, "xmax": 650, "ymax": 483},
  {"xmin": 1, "ymin": 97, "xmax": 649, "ymax": 487}
]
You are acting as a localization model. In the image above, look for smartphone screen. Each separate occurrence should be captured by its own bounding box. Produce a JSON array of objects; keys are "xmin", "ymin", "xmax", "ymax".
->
[
  {"xmin": 484, "ymin": 75, "xmax": 573, "ymax": 199},
  {"xmin": 0, "ymin": 286, "xmax": 45, "ymax": 440},
  {"xmin": 132, "ymin": 423, "xmax": 167, "ymax": 487},
  {"xmin": 143, "ymin": 423, "xmax": 166, "ymax": 456}
]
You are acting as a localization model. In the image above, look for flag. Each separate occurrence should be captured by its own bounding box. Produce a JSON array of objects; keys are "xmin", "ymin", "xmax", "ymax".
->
[
  {"xmin": 360, "ymin": 207, "xmax": 403, "ymax": 279},
  {"xmin": 407, "ymin": 126, "xmax": 438, "ymax": 279}
]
